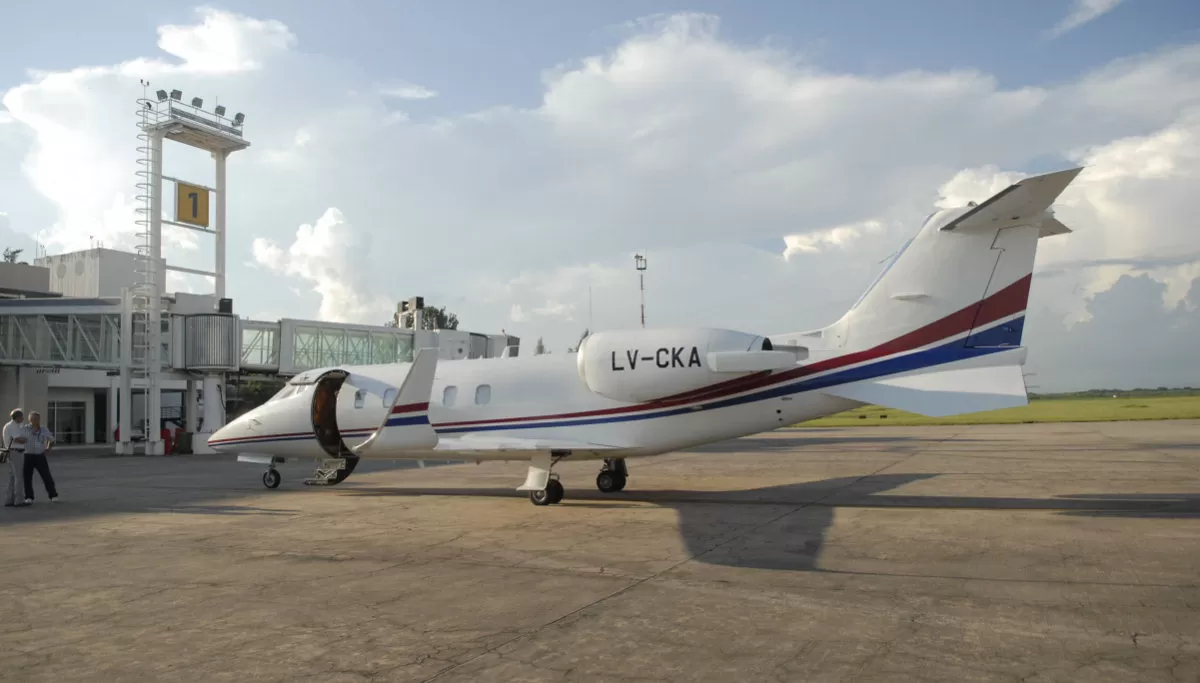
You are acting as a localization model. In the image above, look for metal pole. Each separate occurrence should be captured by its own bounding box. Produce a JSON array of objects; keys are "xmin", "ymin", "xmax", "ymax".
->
[
  {"xmin": 634, "ymin": 253, "xmax": 647, "ymax": 328},
  {"xmin": 214, "ymin": 150, "xmax": 227, "ymax": 300},
  {"xmin": 147, "ymin": 131, "xmax": 164, "ymax": 455},
  {"xmin": 119, "ymin": 288, "xmax": 132, "ymax": 455},
  {"xmin": 639, "ymin": 272, "xmax": 645, "ymax": 328}
]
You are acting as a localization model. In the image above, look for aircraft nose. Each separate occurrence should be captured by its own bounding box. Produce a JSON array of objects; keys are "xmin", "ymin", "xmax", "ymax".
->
[{"xmin": 207, "ymin": 413, "xmax": 253, "ymax": 452}]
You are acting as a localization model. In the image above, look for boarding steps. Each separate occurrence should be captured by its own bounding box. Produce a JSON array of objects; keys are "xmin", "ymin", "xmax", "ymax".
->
[{"xmin": 303, "ymin": 456, "xmax": 360, "ymax": 486}]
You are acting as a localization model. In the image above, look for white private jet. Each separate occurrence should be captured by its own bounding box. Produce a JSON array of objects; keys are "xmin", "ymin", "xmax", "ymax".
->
[{"xmin": 209, "ymin": 167, "xmax": 1082, "ymax": 505}]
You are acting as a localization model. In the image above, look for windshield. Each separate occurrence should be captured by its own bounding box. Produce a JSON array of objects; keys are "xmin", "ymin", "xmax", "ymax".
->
[{"xmin": 267, "ymin": 385, "xmax": 306, "ymax": 402}]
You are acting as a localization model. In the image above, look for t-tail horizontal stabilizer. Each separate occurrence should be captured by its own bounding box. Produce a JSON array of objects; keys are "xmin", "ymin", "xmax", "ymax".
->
[
  {"xmin": 820, "ymin": 349, "xmax": 1030, "ymax": 418},
  {"xmin": 940, "ymin": 167, "xmax": 1083, "ymax": 235},
  {"xmin": 351, "ymin": 348, "xmax": 439, "ymax": 455}
]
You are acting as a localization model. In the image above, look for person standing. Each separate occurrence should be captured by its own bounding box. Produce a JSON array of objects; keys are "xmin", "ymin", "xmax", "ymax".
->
[
  {"xmin": 23, "ymin": 411, "xmax": 58, "ymax": 503},
  {"xmin": 3, "ymin": 408, "xmax": 29, "ymax": 507}
]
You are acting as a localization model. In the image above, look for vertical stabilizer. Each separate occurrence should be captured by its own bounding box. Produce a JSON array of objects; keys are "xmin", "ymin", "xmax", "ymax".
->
[{"xmin": 820, "ymin": 167, "xmax": 1081, "ymax": 354}]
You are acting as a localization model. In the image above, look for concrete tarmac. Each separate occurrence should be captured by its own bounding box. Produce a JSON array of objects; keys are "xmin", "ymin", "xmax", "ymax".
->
[{"xmin": 2, "ymin": 420, "xmax": 1199, "ymax": 682}]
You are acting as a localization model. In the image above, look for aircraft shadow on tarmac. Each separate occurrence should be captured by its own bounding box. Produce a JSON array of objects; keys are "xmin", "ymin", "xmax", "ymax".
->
[
  {"xmin": 344, "ymin": 473, "xmax": 1200, "ymax": 572},
  {"xmin": 5, "ymin": 456, "xmax": 1199, "ymax": 573}
]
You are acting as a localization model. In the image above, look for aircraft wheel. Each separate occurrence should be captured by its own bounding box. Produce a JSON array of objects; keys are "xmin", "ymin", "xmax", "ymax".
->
[
  {"xmin": 547, "ymin": 479, "xmax": 565, "ymax": 504},
  {"xmin": 596, "ymin": 471, "xmax": 626, "ymax": 493},
  {"xmin": 530, "ymin": 489, "xmax": 552, "ymax": 506},
  {"xmin": 262, "ymin": 469, "xmax": 281, "ymax": 489}
]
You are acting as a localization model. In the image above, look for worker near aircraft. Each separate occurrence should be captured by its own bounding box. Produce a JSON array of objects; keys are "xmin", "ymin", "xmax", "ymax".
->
[
  {"xmin": 23, "ymin": 411, "xmax": 58, "ymax": 503},
  {"xmin": 3, "ymin": 408, "xmax": 29, "ymax": 507}
]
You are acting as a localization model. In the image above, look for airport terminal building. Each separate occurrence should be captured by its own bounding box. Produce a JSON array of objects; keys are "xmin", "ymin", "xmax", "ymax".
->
[{"xmin": 0, "ymin": 249, "xmax": 517, "ymax": 447}]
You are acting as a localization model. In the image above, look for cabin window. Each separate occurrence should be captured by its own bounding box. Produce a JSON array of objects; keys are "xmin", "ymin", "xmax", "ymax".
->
[
  {"xmin": 354, "ymin": 389, "xmax": 366, "ymax": 409},
  {"xmin": 382, "ymin": 388, "xmax": 397, "ymax": 406},
  {"xmin": 475, "ymin": 384, "xmax": 491, "ymax": 405},
  {"xmin": 443, "ymin": 385, "xmax": 458, "ymax": 407}
]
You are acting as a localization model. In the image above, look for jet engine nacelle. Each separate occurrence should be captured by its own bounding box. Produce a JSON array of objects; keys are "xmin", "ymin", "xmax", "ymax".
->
[{"xmin": 575, "ymin": 328, "xmax": 776, "ymax": 403}]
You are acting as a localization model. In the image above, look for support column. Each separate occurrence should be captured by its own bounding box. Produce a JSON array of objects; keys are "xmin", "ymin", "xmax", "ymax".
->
[
  {"xmin": 118, "ymin": 288, "xmax": 132, "ymax": 455},
  {"xmin": 146, "ymin": 131, "xmax": 164, "ymax": 456},
  {"xmin": 214, "ymin": 150, "xmax": 228, "ymax": 301},
  {"xmin": 192, "ymin": 374, "xmax": 225, "ymax": 455},
  {"xmin": 186, "ymin": 379, "xmax": 199, "ymax": 432},
  {"xmin": 109, "ymin": 377, "xmax": 118, "ymax": 445}
]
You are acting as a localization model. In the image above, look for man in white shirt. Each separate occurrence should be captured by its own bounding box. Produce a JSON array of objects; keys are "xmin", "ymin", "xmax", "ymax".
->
[
  {"xmin": 3, "ymin": 408, "xmax": 29, "ymax": 507},
  {"xmin": 23, "ymin": 411, "xmax": 58, "ymax": 503}
]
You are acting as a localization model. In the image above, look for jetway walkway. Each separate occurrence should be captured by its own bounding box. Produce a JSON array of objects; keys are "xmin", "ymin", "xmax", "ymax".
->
[
  {"xmin": 0, "ymin": 298, "xmax": 123, "ymax": 370},
  {"xmin": 239, "ymin": 319, "xmax": 418, "ymax": 375},
  {"xmin": 0, "ymin": 298, "xmax": 515, "ymax": 375}
]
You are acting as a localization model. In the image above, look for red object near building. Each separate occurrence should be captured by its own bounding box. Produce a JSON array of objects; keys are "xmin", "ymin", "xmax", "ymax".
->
[{"xmin": 161, "ymin": 427, "xmax": 174, "ymax": 455}]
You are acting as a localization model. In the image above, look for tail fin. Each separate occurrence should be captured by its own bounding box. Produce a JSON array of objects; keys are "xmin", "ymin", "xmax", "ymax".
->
[
  {"xmin": 806, "ymin": 167, "xmax": 1082, "ymax": 418},
  {"xmin": 821, "ymin": 167, "xmax": 1082, "ymax": 353}
]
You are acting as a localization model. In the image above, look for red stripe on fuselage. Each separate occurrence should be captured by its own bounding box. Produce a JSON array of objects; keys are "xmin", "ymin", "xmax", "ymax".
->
[
  {"xmin": 391, "ymin": 402, "xmax": 429, "ymax": 414},
  {"xmin": 436, "ymin": 274, "xmax": 1032, "ymax": 429}
]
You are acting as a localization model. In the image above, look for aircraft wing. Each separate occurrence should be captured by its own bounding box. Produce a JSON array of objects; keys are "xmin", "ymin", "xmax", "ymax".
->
[
  {"xmin": 351, "ymin": 348, "xmax": 440, "ymax": 455},
  {"xmin": 940, "ymin": 167, "xmax": 1083, "ymax": 234}
]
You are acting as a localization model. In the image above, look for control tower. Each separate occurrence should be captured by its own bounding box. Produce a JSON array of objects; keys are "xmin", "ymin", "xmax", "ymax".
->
[{"xmin": 125, "ymin": 82, "xmax": 250, "ymax": 455}]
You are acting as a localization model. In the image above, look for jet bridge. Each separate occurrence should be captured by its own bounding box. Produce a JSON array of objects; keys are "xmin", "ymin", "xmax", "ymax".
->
[
  {"xmin": 239, "ymin": 318, "xmax": 418, "ymax": 376},
  {"xmin": 0, "ymin": 298, "xmax": 123, "ymax": 369}
]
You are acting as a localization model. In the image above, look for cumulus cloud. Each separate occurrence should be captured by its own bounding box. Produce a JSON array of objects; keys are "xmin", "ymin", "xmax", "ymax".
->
[
  {"xmin": 1026, "ymin": 274, "xmax": 1200, "ymax": 390},
  {"xmin": 1, "ymin": 6, "xmax": 297, "ymax": 259},
  {"xmin": 783, "ymin": 220, "xmax": 886, "ymax": 260},
  {"xmin": 156, "ymin": 8, "xmax": 296, "ymax": 72},
  {"xmin": 251, "ymin": 208, "xmax": 392, "ymax": 324},
  {"xmin": 2, "ymin": 9, "xmax": 1199, "ymax": 385},
  {"xmin": 1049, "ymin": 0, "xmax": 1125, "ymax": 37},
  {"xmin": 377, "ymin": 82, "xmax": 438, "ymax": 100}
]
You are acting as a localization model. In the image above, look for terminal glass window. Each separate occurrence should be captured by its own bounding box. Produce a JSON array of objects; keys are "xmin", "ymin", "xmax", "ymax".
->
[{"xmin": 48, "ymin": 401, "xmax": 86, "ymax": 445}]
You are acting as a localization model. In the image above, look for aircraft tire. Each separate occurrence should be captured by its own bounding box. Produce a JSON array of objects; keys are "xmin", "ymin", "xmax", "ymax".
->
[
  {"xmin": 263, "ymin": 470, "xmax": 281, "ymax": 489},
  {"xmin": 596, "ymin": 471, "xmax": 626, "ymax": 493},
  {"xmin": 547, "ymin": 479, "xmax": 565, "ymax": 504}
]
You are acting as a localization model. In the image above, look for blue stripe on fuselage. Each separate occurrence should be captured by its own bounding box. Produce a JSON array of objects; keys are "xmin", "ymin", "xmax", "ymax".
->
[{"xmin": 385, "ymin": 415, "xmax": 431, "ymax": 427}]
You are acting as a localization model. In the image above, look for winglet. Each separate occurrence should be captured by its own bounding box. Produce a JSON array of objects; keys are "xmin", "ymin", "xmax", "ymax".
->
[{"xmin": 352, "ymin": 348, "xmax": 440, "ymax": 455}]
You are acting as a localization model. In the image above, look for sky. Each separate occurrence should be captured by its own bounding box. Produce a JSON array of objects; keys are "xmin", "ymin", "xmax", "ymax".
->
[{"xmin": 1, "ymin": 0, "xmax": 1199, "ymax": 392}]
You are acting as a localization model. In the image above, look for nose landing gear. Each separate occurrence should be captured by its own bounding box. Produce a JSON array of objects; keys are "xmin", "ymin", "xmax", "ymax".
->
[{"xmin": 239, "ymin": 454, "xmax": 287, "ymax": 489}]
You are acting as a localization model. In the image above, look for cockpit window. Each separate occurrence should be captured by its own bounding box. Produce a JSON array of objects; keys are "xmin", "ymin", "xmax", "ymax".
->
[{"xmin": 267, "ymin": 386, "xmax": 295, "ymax": 402}]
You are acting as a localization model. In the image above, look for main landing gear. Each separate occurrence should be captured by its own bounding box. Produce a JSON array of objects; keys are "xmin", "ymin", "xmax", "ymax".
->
[
  {"xmin": 518, "ymin": 452, "xmax": 570, "ymax": 506},
  {"xmin": 529, "ymin": 477, "xmax": 565, "ymax": 506},
  {"xmin": 518, "ymin": 455, "xmax": 631, "ymax": 506},
  {"xmin": 596, "ymin": 458, "xmax": 628, "ymax": 493}
]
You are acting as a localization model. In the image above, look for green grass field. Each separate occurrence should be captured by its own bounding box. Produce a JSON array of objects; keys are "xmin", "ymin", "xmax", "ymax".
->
[{"xmin": 797, "ymin": 395, "xmax": 1200, "ymax": 428}]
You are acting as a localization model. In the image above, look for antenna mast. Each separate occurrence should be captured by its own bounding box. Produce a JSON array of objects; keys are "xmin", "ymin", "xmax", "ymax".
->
[{"xmin": 634, "ymin": 253, "xmax": 647, "ymax": 328}]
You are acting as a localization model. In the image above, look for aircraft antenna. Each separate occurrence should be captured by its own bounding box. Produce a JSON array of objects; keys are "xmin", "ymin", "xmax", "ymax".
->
[{"xmin": 634, "ymin": 253, "xmax": 647, "ymax": 328}]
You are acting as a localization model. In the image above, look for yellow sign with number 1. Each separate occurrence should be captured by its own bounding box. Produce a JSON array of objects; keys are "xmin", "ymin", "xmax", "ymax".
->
[{"xmin": 175, "ymin": 181, "xmax": 210, "ymax": 228}]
